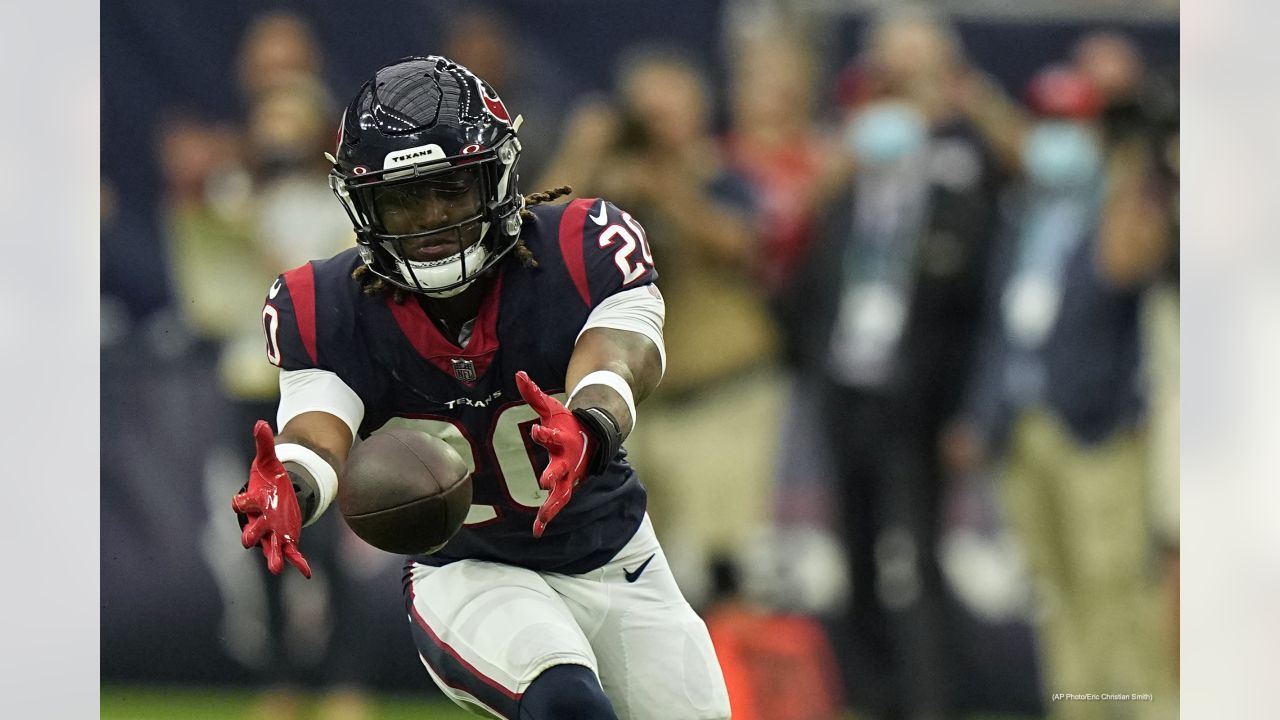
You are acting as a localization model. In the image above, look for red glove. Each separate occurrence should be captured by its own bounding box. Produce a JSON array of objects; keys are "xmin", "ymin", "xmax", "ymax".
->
[
  {"xmin": 516, "ymin": 371, "xmax": 596, "ymax": 538},
  {"xmin": 230, "ymin": 420, "xmax": 312, "ymax": 578}
]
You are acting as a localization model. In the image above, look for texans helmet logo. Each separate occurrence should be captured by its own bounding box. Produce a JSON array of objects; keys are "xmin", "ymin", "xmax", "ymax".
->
[{"xmin": 477, "ymin": 81, "xmax": 511, "ymax": 125}]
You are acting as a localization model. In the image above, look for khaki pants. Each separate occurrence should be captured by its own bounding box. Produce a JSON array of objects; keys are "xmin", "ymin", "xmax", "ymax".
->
[
  {"xmin": 1143, "ymin": 285, "xmax": 1180, "ymax": 545},
  {"xmin": 625, "ymin": 367, "xmax": 785, "ymax": 607},
  {"xmin": 1000, "ymin": 410, "xmax": 1175, "ymax": 720}
]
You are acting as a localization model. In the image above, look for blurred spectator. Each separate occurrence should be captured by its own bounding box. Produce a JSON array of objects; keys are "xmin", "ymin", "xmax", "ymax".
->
[
  {"xmin": 241, "ymin": 24, "xmax": 400, "ymax": 720},
  {"xmin": 181, "ymin": 18, "xmax": 379, "ymax": 719},
  {"xmin": 1133, "ymin": 63, "xmax": 1180, "ymax": 688},
  {"xmin": 943, "ymin": 58, "xmax": 1175, "ymax": 720},
  {"xmin": 723, "ymin": 27, "xmax": 846, "ymax": 299},
  {"xmin": 155, "ymin": 112, "xmax": 303, "ymax": 719},
  {"xmin": 157, "ymin": 114, "xmax": 263, "ymax": 348},
  {"xmin": 541, "ymin": 46, "xmax": 784, "ymax": 608},
  {"xmin": 1077, "ymin": 44, "xmax": 1181, "ymax": 626},
  {"xmin": 246, "ymin": 75, "xmax": 350, "ymax": 261},
  {"xmin": 236, "ymin": 11, "xmax": 324, "ymax": 105},
  {"xmin": 219, "ymin": 62, "xmax": 347, "ymax": 400},
  {"xmin": 219, "ymin": 77, "xmax": 354, "ymax": 402},
  {"xmin": 441, "ymin": 5, "xmax": 572, "ymax": 183},
  {"xmin": 1073, "ymin": 31, "xmax": 1145, "ymax": 132},
  {"xmin": 721, "ymin": 24, "xmax": 850, "ymax": 576},
  {"xmin": 783, "ymin": 6, "xmax": 1005, "ymax": 718}
]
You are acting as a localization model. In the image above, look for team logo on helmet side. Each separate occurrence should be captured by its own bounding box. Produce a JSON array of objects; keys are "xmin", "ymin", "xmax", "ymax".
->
[{"xmin": 476, "ymin": 79, "xmax": 511, "ymax": 125}]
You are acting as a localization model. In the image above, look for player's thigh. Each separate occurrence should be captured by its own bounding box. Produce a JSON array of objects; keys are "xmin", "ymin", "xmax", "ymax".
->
[
  {"xmin": 547, "ymin": 516, "xmax": 731, "ymax": 720},
  {"xmin": 405, "ymin": 559, "xmax": 599, "ymax": 718}
]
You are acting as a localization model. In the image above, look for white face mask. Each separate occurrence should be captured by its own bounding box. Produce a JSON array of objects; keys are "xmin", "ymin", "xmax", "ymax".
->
[
  {"xmin": 846, "ymin": 101, "xmax": 928, "ymax": 167},
  {"xmin": 390, "ymin": 233, "xmax": 490, "ymax": 298},
  {"xmin": 1021, "ymin": 121, "xmax": 1102, "ymax": 190}
]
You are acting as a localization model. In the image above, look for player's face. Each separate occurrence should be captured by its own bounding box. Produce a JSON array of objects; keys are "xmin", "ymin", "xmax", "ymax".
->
[{"xmin": 371, "ymin": 166, "xmax": 485, "ymax": 261}]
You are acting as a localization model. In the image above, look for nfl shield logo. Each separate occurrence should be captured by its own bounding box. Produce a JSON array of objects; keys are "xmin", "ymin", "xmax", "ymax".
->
[{"xmin": 451, "ymin": 358, "xmax": 477, "ymax": 382}]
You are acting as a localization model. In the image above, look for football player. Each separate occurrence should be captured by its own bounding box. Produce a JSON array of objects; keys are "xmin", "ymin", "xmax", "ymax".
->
[{"xmin": 230, "ymin": 56, "xmax": 730, "ymax": 720}]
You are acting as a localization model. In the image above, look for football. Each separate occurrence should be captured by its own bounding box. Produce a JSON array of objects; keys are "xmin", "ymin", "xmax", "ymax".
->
[{"xmin": 338, "ymin": 428, "xmax": 472, "ymax": 554}]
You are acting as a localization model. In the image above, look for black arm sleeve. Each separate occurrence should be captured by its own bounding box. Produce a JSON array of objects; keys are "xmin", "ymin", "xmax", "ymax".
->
[{"xmin": 572, "ymin": 406, "xmax": 623, "ymax": 476}]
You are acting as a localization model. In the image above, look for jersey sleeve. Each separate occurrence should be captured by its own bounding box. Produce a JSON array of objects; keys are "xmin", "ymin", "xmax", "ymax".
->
[
  {"xmin": 555, "ymin": 198, "xmax": 658, "ymax": 310},
  {"xmin": 262, "ymin": 263, "xmax": 324, "ymax": 372}
]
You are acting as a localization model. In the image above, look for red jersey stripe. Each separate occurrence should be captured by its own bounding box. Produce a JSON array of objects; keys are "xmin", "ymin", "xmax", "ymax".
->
[
  {"xmin": 282, "ymin": 263, "xmax": 318, "ymax": 364},
  {"xmin": 406, "ymin": 576, "xmax": 523, "ymax": 704},
  {"xmin": 558, "ymin": 198, "xmax": 595, "ymax": 307},
  {"xmin": 385, "ymin": 273, "xmax": 504, "ymax": 386}
]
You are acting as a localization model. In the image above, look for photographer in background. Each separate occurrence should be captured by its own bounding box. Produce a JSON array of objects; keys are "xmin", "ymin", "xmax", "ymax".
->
[
  {"xmin": 539, "ymin": 46, "xmax": 782, "ymax": 609},
  {"xmin": 1077, "ymin": 46, "xmax": 1181, "ymax": 675},
  {"xmin": 783, "ymin": 7, "xmax": 1006, "ymax": 717},
  {"xmin": 942, "ymin": 55, "xmax": 1176, "ymax": 719}
]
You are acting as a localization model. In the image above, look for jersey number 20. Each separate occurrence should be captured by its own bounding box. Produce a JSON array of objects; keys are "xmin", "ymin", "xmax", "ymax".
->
[
  {"xmin": 599, "ymin": 213, "xmax": 654, "ymax": 285},
  {"xmin": 375, "ymin": 398, "xmax": 564, "ymax": 527}
]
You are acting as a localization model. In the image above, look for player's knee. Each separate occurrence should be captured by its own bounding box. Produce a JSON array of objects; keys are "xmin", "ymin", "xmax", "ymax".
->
[{"xmin": 519, "ymin": 663, "xmax": 617, "ymax": 720}]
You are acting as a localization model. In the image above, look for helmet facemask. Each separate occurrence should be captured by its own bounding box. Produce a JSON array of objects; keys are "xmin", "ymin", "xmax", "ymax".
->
[{"xmin": 330, "ymin": 138, "xmax": 523, "ymax": 298}]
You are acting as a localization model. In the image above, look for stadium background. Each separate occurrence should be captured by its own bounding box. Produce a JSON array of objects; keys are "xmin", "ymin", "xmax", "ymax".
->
[{"xmin": 101, "ymin": 1, "xmax": 1178, "ymax": 718}]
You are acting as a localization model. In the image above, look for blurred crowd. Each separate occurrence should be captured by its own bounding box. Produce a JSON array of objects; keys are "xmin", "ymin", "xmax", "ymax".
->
[{"xmin": 102, "ymin": 5, "xmax": 1179, "ymax": 720}]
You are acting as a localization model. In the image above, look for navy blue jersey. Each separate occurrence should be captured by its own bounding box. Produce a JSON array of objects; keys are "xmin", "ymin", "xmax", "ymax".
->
[{"xmin": 263, "ymin": 199, "xmax": 659, "ymax": 574}]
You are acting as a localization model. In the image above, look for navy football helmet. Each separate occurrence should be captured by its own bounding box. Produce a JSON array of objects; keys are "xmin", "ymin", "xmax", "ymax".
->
[{"xmin": 329, "ymin": 56, "xmax": 523, "ymax": 297}]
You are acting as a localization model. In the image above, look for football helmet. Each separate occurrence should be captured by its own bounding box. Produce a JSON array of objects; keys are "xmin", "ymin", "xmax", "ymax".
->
[{"xmin": 329, "ymin": 56, "xmax": 523, "ymax": 297}]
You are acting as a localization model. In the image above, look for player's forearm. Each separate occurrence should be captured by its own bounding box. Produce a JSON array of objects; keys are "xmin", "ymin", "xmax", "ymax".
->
[
  {"xmin": 276, "ymin": 411, "xmax": 353, "ymax": 526},
  {"xmin": 564, "ymin": 327, "xmax": 663, "ymax": 438},
  {"xmin": 278, "ymin": 410, "xmax": 353, "ymax": 467}
]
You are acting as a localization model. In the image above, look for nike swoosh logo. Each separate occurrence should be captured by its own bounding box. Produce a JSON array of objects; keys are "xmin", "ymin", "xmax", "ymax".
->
[
  {"xmin": 268, "ymin": 278, "xmax": 282, "ymax": 299},
  {"xmin": 573, "ymin": 431, "xmax": 590, "ymax": 475},
  {"xmin": 590, "ymin": 201, "xmax": 608, "ymax": 226},
  {"xmin": 623, "ymin": 553, "xmax": 655, "ymax": 583}
]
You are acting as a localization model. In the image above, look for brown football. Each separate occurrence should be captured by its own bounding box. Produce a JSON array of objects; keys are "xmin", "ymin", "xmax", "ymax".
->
[{"xmin": 338, "ymin": 428, "xmax": 472, "ymax": 554}]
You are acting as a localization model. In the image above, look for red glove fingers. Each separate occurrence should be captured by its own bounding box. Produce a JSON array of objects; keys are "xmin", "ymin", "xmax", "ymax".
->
[
  {"xmin": 516, "ymin": 371, "xmax": 559, "ymax": 419},
  {"xmin": 230, "ymin": 493, "xmax": 261, "ymax": 515},
  {"xmin": 240, "ymin": 514, "xmax": 267, "ymax": 549},
  {"xmin": 231, "ymin": 420, "xmax": 312, "ymax": 579},
  {"xmin": 516, "ymin": 371, "xmax": 593, "ymax": 538},
  {"xmin": 264, "ymin": 532, "xmax": 283, "ymax": 575},
  {"xmin": 533, "ymin": 477, "xmax": 576, "ymax": 539},
  {"xmin": 282, "ymin": 543, "xmax": 311, "ymax": 577}
]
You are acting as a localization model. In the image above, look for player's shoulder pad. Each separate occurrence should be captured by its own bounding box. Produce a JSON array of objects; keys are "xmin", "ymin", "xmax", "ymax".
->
[
  {"xmin": 545, "ymin": 197, "xmax": 658, "ymax": 308},
  {"xmin": 263, "ymin": 248, "xmax": 364, "ymax": 369},
  {"xmin": 310, "ymin": 248, "xmax": 368, "ymax": 295},
  {"xmin": 266, "ymin": 249, "xmax": 365, "ymax": 312}
]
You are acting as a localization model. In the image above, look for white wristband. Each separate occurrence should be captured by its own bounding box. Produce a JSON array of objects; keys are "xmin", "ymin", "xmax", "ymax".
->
[
  {"xmin": 569, "ymin": 370, "xmax": 637, "ymax": 432},
  {"xmin": 275, "ymin": 442, "xmax": 339, "ymax": 527}
]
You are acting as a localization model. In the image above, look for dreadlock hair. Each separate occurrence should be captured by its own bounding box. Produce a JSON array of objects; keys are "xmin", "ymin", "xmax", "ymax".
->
[{"xmin": 352, "ymin": 185, "xmax": 574, "ymax": 301}]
